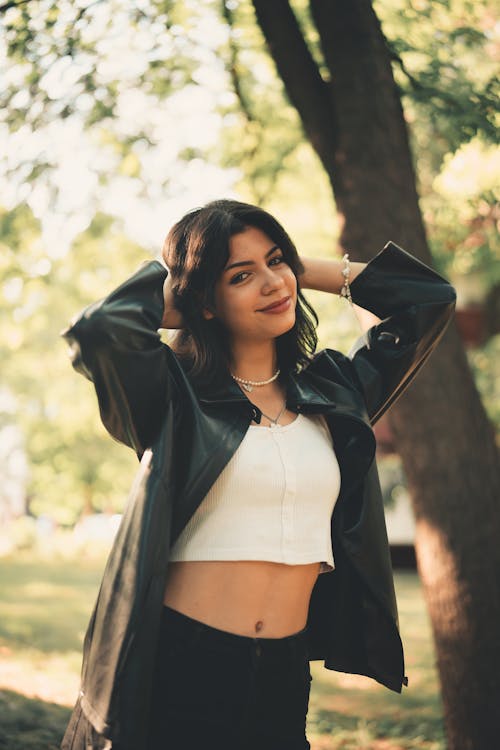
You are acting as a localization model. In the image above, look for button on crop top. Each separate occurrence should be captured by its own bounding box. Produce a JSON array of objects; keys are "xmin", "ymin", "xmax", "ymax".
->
[{"xmin": 169, "ymin": 412, "xmax": 341, "ymax": 574}]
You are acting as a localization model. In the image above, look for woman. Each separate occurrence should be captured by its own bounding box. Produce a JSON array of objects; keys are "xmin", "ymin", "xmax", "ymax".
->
[{"xmin": 61, "ymin": 199, "xmax": 456, "ymax": 750}]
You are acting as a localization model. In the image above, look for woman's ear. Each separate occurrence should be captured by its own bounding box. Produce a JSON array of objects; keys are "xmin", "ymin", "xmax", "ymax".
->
[{"xmin": 197, "ymin": 289, "xmax": 216, "ymax": 320}]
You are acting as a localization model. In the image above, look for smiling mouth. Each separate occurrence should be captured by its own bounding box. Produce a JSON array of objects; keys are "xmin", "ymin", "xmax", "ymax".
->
[{"xmin": 258, "ymin": 296, "xmax": 291, "ymax": 312}]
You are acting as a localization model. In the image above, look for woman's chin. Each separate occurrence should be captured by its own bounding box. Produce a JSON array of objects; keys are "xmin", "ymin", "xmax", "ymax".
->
[{"xmin": 271, "ymin": 313, "xmax": 296, "ymax": 337}]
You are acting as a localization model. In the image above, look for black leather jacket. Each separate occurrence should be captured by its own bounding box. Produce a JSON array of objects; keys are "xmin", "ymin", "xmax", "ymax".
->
[{"xmin": 61, "ymin": 241, "xmax": 456, "ymax": 749}]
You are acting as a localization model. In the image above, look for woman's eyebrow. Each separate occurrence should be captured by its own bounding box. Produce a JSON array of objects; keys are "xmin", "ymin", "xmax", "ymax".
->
[{"xmin": 224, "ymin": 245, "xmax": 280, "ymax": 272}]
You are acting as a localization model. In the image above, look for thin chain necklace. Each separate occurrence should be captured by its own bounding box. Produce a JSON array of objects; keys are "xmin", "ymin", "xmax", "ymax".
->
[
  {"xmin": 231, "ymin": 367, "xmax": 286, "ymax": 426},
  {"xmin": 258, "ymin": 401, "xmax": 287, "ymax": 427}
]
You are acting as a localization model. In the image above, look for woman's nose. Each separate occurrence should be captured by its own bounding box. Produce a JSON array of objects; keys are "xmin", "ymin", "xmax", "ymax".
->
[{"xmin": 261, "ymin": 267, "xmax": 285, "ymax": 292}]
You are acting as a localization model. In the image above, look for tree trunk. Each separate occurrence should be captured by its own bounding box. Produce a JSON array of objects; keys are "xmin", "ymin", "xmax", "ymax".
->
[{"xmin": 251, "ymin": 1, "xmax": 500, "ymax": 746}]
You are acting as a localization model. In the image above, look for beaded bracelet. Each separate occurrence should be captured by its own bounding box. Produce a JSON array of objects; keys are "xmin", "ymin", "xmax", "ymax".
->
[{"xmin": 339, "ymin": 252, "xmax": 354, "ymax": 307}]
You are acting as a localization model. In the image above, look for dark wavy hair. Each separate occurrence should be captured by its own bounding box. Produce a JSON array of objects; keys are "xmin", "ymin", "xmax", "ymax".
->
[{"xmin": 162, "ymin": 199, "xmax": 318, "ymax": 388}]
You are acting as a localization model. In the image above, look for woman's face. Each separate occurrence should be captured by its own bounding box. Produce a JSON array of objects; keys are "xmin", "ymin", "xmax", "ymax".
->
[{"xmin": 205, "ymin": 225, "xmax": 297, "ymax": 344}]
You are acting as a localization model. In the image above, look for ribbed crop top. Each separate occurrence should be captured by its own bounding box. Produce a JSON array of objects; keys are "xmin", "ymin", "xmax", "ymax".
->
[{"xmin": 169, "ymin": 412, "xmax": 341, "ymax": 574}]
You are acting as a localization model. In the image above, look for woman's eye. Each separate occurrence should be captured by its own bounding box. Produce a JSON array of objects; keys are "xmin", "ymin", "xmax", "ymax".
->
[
  {"xmin": 230, "ymin": 272, "xmax": 249, "ymax": 284},
  {"xmin": 230, "ymin": 256, "xmax": 284, "ymax": 284}
]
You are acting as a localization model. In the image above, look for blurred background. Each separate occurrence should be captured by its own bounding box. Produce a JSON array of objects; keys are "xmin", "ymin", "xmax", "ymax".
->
[{"xmin": 0, "ymin": 1, "xmax": 498, "ymax": 748}]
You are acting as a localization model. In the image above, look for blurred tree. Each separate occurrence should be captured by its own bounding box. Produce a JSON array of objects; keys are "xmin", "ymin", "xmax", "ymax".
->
[{"xmin": 0, "ymin": 205, "xmax": 143, "ymax": 524}]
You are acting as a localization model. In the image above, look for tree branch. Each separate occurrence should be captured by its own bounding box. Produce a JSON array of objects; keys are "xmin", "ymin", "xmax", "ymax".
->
[
  {"xmin": 251, "ymin": 0, "xmax": 337, "ymax": 167},
  {"xmin": 74, "ymin": 0, "xmax": 107, "ymax": 25},
  {"xmin": 0, "ymin": 0, "xmax": 30, "ymax": 14},
  {"xmin": 220, "ymin": 1, "xmax": 258, "ymax": 127},
  {"xmin": 220, "ymin": 1, "xmax": 301, "ymax": 205},
  {"xmin": 387, "ymin": 40, "xmax": 476, "ymax": 114}
]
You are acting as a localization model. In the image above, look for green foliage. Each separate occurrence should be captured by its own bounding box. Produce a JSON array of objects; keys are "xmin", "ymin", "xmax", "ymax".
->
[
  {"xmin": 214, "ymin": 0, "xmax": 305, "ymax": 204},
  {"xmin": 376, "ymin": 0, "xmax": 498, "ymax": 158},
  {"xmin": 0, "ymin": 0, "xmax": 203, "ymax": 189},
  {"xmin": 373, "ymin": 1, "xmax": 499, "ymax": 285},
  {"xmin": 0, "ymin": 205, "xmax": 146, "ymax": 524},
  {"xmin": 423, "ymin": 137, "xmax": 500, "ymax": 286},
  {"xmin": 467, "ymin": 334, "xmax": 500, "ymax": 431},
  {"xmin": 8, "ymin": 516, "xmax": 38, "ymax": 551}
]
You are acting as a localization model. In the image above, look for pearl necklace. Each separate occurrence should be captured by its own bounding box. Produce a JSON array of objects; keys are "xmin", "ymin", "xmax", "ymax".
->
[{"xmin": 230, "ymin": 368, "xmax": 280, "ymax": 393}]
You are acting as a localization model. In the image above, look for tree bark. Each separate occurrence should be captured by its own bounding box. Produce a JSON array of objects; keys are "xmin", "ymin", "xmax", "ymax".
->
[{"xmin": 251, "ymin": 1, "xmax": 500, "ymax": 747}]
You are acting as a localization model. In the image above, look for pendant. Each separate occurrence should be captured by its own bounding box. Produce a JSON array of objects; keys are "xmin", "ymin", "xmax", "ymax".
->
[{"xmin": 242, "ymin": 383, "xmax": 253, "ymax": 392}]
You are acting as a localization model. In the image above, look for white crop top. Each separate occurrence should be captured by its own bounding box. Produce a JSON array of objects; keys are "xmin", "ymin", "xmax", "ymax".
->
[{"xmin": 169, "ymin": 413, "xmax": 341, "ymax": 574}]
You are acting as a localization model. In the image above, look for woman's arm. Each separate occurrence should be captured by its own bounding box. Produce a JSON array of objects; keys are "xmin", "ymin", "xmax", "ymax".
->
[
  {"xmin": 62, "ymin": 260, "xmax": 176, "ymax": 457},
  {"xmin": 299, "ymin": 256, "xmax": 368, "ymax": 295},
  {"xmin": 298, "ymin": 255, "xmax": 381, "ymax": 330},
  {"xmin": 300, "ymin": 242, "xmax": 457, "ymax": 426}
]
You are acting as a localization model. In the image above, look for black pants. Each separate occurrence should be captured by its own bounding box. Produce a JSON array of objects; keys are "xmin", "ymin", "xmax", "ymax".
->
[{"xmin": 147, "ymin": 605, "xmax": 312, "ymax": 750}]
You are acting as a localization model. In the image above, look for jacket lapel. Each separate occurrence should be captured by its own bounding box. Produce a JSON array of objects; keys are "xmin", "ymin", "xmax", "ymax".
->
[{"xmin": 285, "ymin": 366, "xmax": 369, "ymax": 422}]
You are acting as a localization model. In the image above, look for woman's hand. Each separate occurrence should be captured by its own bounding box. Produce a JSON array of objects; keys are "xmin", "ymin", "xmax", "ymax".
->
[{"xmin": 161, "ymin": 274, "xmax": 184, "ymax": 329}]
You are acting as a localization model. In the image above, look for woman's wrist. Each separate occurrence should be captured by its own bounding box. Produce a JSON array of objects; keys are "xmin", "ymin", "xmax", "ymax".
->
[{"xmin": 298, "ymin": 256, "xmax": 367, "ymax": 295}]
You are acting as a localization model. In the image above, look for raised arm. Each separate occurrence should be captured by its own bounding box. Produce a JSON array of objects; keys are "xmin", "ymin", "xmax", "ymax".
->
[
  {"xmin": 299, "ymin": 255, "xmax": 368, "ymax": 294},
  {"xmin": 62, "ymin": 260, "xmax": 176, "ymax": 457},
  {"xmin": 301, "ymin": 241, "xmax": 457, "ymax": 426}
]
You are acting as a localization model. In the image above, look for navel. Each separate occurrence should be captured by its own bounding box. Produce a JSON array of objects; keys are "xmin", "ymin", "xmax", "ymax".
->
[{"xmin": 254, "ymin": 620, "xmax": 264, "ymax": 633}]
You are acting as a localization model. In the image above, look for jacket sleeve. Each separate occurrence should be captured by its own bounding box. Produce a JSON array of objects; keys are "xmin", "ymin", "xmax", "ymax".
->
[
  {"xmin": 61, "ymin": 260, "xmax": 172, "ymax": 456},
  {"xmin": 344, "ymin": 241, "xmax": 457, "ymax": 426}
]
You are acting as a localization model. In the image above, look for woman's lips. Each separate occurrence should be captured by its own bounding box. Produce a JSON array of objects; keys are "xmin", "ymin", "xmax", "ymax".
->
[{"xmin": 258, "ymin": 296, "xmax": 292, "ymax": 314}]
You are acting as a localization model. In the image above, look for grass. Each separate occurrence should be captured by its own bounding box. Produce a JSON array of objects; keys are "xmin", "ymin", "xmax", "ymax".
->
[{"xmin": 0, "ymin": 555, "xmax": 445, "ymax": 749}]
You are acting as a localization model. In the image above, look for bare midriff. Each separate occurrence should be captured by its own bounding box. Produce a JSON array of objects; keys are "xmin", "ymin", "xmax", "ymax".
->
[
  {"xmin": 162, "ymin": 560, "xmax": 321, "ymax": 638},
  {"xmin": 163, "ymin": 407, "xmax": 322, "ymax": 638}
]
